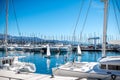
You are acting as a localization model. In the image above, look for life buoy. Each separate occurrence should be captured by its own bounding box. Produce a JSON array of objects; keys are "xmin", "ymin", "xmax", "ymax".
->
[{"xmin": 111, "ymin": 74, "xmax": 116, "ymax": 80}]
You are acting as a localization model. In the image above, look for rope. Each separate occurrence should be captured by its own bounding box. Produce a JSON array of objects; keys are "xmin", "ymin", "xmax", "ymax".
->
[
  {"xmin": 72, "ymin": 0, "xmax": 84, "ymax": 44},
  {"xmin": 80, "ymin": 0, "xmax": 92, "ymax": 42},
  {"xmin": 11, "ymin": 0, "xmax": 21, "ymax": 36},
  {"xmin": 0, "ymin": 1, "xmax": 5, "ymax": 17},
  {"xmin": 115, "ymin": 0, "xmax": 120, "ymax": 14},
  {"xmin": 112, "ymin": 0, "xmax": 120, "ymax": 35}
]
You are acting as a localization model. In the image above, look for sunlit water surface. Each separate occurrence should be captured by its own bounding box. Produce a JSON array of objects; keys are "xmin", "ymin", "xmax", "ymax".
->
[{"xmin": 0, "ymin": 51, "xmax": 120, "ymax": 74}]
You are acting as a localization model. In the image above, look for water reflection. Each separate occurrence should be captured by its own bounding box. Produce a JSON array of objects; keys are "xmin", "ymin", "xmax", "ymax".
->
[
  {"xmin": 46, "ymin": 58, "xmax": 50, "ymax": 70},
  {"xmin": 56, "ymin": 52, "xmax": 60, "ymax": 59},
  {"xmin": 77, "ymin": 56, "xmax": 81, "ymax": 62},
  {"xmin": 55, "ymin": 52, "xmax": 60, "ymax": 67}
]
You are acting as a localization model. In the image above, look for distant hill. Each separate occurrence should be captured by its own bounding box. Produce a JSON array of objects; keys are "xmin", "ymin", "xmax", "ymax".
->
[{"xmin": 0, "ymin": 33, "xmax": 71, "ymax": 44}]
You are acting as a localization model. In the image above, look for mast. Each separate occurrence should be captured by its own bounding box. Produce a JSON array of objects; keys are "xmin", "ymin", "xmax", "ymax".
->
[
  {"xmin": 5, "ymin": 0, "xmax": 8, "ymax": 56},
  {"xmin": 102, "ymin": 0, "xmax": 108, "ymax": 58}
]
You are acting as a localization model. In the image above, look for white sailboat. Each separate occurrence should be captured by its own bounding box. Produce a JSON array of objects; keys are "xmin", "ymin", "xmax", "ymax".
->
[
  {"xmin": 77, "ymin": 45, "xmax": 82, "ymax": 62},
  {"xmin": 0, "ymin": 0, "xmax": 36, "ymax": 73},
  {"xmin": 45, "ymin": 44, "xmax": 51, "ymax": 58},
  {"xmin": 47, "ymin": 44, "xmax": 51, "ymax": 57},
  {"xmin": 77, "ymin": 45, "xmax": 82, "ymax": 56},
  {"xmin": 52, "ymin": 0, "xmax": 120, "ymax": 79}
]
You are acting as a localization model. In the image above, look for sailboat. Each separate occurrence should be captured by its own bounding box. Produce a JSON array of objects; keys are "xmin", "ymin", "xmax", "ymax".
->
[
  {"xmin": 45, "ymin": 44, "xmax": 51, "ymax": 58},
  {"xmin": 0, "ymin": 0, "xmax": 36, "ymax": 73},
  {"xmin": 77, "ymin": 45, "xmax": 82, "ymax": 56},
  {"xmin": 52, "ymin": 0, "xmax": 120, "ymax": 79},
  {"xmin": 77, "ymin": 44, "xmax": 82, "ymax": 62}
]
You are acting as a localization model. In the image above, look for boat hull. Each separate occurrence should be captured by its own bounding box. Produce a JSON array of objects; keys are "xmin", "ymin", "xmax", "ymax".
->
[{"xmin": 52, "ymin": 66, "xmax": 120, "ymax": 79}]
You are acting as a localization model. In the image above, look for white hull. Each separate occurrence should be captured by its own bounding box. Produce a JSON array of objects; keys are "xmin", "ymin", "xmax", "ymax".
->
[
  {"xmin": 0, "ymin": 56, "xmax": 36, "ymax": 73},
  {"xmin": 52, "ymin": 62, "xmax": 120, "ymax": 80},
  {"xmin": 19, "ymin": 63, "xmax": 36, "ymax": 73},
  {"xmin": 52, "ymin": 68, "xmax": 108, "ymax": 79}
]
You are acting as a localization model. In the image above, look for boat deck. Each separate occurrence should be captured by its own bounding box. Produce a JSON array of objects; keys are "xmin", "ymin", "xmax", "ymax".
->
[
  {"xmin": 0, "ymin": 69, "xmax": 79, "ymax": 80},
  {"xmin": 59, "ymin": 62, "xmax": 120, "ymax": 75},
  {"xmin": 59, "ymin": 62, "xmax": 97, "ymax": 72}
]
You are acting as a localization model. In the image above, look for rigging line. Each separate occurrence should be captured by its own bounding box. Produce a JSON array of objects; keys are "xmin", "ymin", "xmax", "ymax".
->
[
  {"xmin": 72, "ymin": 0, "xmax": 84, "ymax": 44},
  {"xmin": 0, "ymin": 1, "xmax": 5, "ymax": 17},
  {"xmin": 79, "ymin": 0, "xmax": 92, "ymax": 42},
  {"xmin": 115, "ymin": 0, "xmax": 120, "ymax": 14},
  {"xmin": 112, "ymin": 0, "xmax": 120, "ymax": 35},
  {"xmin": 107, "ymin": 0, "xmax": 110, "ymax": 35},
  {"xmin": 11, "ymin": 0, "xmax": 21, "ymax": 36},
  {"xmin": 0, "ymin": 1, "xmax": 6, "ymax": 35},
  {"xmin": 0, "ymin": 1, "xmax": 6, "ymax": 34}
]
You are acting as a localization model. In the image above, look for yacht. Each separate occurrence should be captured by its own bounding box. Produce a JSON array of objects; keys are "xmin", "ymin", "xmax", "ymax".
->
[{"xmin": 52, "ymin": 0, "xmax": 120, "ymax": 79}]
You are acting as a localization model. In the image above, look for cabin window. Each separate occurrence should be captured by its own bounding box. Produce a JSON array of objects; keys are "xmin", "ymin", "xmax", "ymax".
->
[
  {"xmin": 116, "ymin": 66, "xmax": 120, "ymax": 70},
  {"xmin": 2, "ymin": 60, "xmax": 5, "ymax": 64},
  {"xmin": 10, "ymin": 60, "xmax": 12, "ymax": 65},
  {"xmin": 108, "ymin": 65, "xmax": 120, "ymax": 70},
  {"xmin": 101, "ymin": 64, "xmax": 106, "ymax": 69},
  {"xmin": 6, "ymin": 60, "xmax": 8, "ymax": 63}
]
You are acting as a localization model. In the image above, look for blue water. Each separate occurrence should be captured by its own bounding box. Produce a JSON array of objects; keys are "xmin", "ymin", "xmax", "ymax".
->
[{"xmin": 0, "ymin": 51, "xmax": 120, "ymax": 74}]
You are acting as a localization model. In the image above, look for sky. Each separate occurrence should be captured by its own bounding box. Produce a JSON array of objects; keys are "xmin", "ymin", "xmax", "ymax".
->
[{"xmin": 0, "ymin": 0, "xmax": 120, "ymax": 40}]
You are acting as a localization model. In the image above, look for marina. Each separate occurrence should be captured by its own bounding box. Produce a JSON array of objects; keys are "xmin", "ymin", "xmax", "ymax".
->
[
  {"xmin": 0, "ymin": 51, "xmax": 120, "ymax": 80},
  {"xmin": 0, "ymin": 51, "xmax": 120, "ymax": 75},
  {"xmin": 0, "ymin": 43, "xmax": 118, "ymax": 52},
  {"xmin": 0, "ymin": 0, "xmax": 120, "ymax": 79}
]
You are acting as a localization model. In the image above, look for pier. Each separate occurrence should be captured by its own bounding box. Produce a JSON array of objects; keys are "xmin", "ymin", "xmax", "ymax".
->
[{"xmin": 0, "ymin": 44, "xmax": 118, "ymax": 53}]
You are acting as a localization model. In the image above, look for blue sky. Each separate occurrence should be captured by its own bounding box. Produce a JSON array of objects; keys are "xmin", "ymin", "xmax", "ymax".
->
[{"xmin": 0, "ymin": 0, "xmax": 120, "ymax": 40}]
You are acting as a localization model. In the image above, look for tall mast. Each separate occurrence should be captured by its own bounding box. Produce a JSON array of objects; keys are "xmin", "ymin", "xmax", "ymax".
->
[
  {"xmin": 102, "ymin": 0, "xmax": 108, "ymax": 58},
  {"xmin": 5, "ymin": 0, "xmax": 8, "ymax": 56}
]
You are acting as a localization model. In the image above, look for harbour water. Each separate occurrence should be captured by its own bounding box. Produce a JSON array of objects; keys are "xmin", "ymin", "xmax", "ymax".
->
[{"xmin": 0, "ymin": 51, "xmax": 120, "ymax": 75}]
